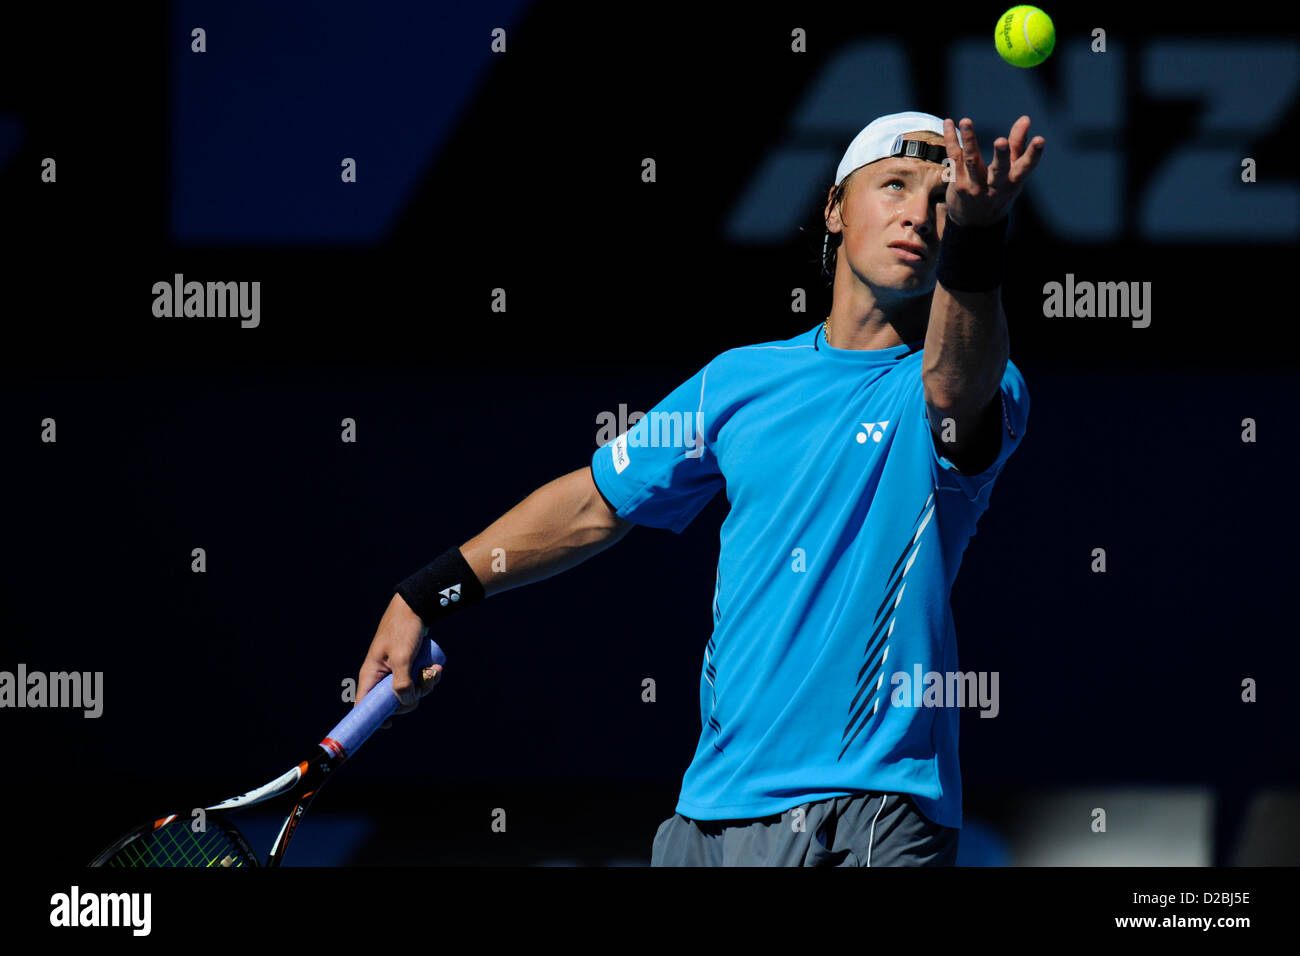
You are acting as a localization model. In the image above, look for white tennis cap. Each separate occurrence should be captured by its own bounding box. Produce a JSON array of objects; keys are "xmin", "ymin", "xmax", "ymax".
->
[{"xmin": 835, "ymin": 110, "xmax": 947, "ymax": 186}]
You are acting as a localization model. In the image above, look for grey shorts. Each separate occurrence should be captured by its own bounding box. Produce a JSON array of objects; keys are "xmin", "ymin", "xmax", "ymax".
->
[{"xmin": 651, "ymin": 792, "xmax": 959, "ymax": 867}]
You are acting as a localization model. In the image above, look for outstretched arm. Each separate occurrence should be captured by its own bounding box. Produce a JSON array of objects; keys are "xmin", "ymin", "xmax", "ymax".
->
[
  {"xmin": 355, "ymin": 466, "xmax": 632, "ymax": 716},
  {"xmin": 924, "ymin": 115, "xmax": 1043, "ymax": 474},
  {"xmin": 458, "ymin": 465, "xmax": 633, "ymax": 598}
]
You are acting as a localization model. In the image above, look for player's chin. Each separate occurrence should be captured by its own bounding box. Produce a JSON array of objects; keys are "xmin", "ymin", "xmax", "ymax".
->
[{"xmin": 878, "ymin": 261, "xmax": 935, "ymax": 290}]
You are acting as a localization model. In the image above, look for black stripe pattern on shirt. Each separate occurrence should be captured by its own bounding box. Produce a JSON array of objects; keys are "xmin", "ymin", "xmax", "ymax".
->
[{"xmin": 838, "ymin": 492, "xmax": 936, "ymax": 761}]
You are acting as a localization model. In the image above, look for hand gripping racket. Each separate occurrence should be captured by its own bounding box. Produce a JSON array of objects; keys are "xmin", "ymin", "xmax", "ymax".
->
[{"xmin": 89, "ymin": 639, "xmax": 445, "ymax": 867}]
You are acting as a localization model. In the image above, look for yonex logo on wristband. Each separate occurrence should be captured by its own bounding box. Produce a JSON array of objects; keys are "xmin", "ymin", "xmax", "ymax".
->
[{"xmin": 396, "ymin": 547, "xmax": 483, "ymax": 624}]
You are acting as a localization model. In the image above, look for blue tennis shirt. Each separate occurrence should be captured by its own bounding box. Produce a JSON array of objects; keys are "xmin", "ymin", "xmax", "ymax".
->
[{"xmin": 589, "ymin": 322, "xmax": 1029, "ymax": 828}]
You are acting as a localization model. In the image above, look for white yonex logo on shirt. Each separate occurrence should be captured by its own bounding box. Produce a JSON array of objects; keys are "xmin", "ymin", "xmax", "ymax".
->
[
  {"xmin": 439, "ymin": 584, "xmax": 461, "ymax": 606},
  {"xmin": 857, "ymin": 420, "xmax": 890, "ymax": 444}
]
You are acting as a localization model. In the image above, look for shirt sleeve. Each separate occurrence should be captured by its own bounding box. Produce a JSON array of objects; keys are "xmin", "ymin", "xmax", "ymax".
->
[
  {"xmin": 590, "ymin": 363, "xmax": 724, "ymax": 533},
  {"xmin": 929, "ymin": 358, "xmax": 1030, "ymax": 501}
]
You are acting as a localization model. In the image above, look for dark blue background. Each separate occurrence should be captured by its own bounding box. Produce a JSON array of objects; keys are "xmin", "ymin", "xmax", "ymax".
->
[{"xmin": 1, "ymin": 2, "xmax": 1296, "ymax": 866}]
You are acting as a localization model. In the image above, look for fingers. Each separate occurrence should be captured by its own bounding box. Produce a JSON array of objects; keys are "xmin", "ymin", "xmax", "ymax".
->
[
  {"xmin": 354, "ymin": 656, "xmax": 389, "ymax": 708},
  {"xmin": 360, "ymin": 597, "xmax": 437, "ymax": 728},
  {"xmin": 950, "ymin": 116, "xmax": 1046, "ymax": 187},
  {"xmin": 389, "ymin": 645, "xmax": 416, "ymax": 713},
  {"xmin": 988, "ymin": 137, "xmax": 1011, "ymax": 190},
  {"xmin": 956, "ymin": 118, "xmax": 986, "ymax": 182},
  {"xmin": 1006, "ymin": 115, "xmax": 1032, "ymax": 161},
  {"xmin": 382, "ymin": 665, "xmax": 442, "ymax": 728},
  {"xmin": 942, "ymin": 117, "xmax": 964, "ymax": 168},
  {"xmin": 394, "ymin": 662, "xmax": 444, "ymax": 717},
  {"xmin": 1006, "ymin": 116, "xmax": 1045, "ymax": 181},
  {"xmin": 943, "ymin": 118, "xmax": 985, "ymax": 184},
  {"xmin": 1013, "ymin": 136, "xmax": 1046, "ymax": 181},
  {"xmin": 417, "ymin": 664, "xmax": 444, "ymax": 699}
]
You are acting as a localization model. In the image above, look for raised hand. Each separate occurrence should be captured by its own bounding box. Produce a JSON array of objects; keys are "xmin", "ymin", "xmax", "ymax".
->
[{"xmin": 941, "ymin": 115, "xmax": 1045, "ymax": 227}]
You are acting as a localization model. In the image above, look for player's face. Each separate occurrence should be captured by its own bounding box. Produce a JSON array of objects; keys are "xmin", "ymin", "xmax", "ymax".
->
[{"xmin": 826, "ymin": 137, "xmax": 948, "ymax": 295}]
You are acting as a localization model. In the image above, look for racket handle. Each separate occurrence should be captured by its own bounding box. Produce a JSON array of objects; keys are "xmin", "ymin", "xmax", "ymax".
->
[{"xmin": 323, "ymin": 639, "xmax": 446, "ymax": 760}]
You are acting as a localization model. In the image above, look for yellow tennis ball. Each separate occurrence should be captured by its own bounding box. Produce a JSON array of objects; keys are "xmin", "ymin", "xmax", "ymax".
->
[{"xmin": 995, "ymin": 5, "xmax": 1055, "ymax": 68}]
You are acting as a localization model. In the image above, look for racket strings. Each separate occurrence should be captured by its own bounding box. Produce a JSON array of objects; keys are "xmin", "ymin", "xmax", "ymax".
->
[{"xmin": 104, "ymin": 819, "xmax": 256, "ymax": 867}]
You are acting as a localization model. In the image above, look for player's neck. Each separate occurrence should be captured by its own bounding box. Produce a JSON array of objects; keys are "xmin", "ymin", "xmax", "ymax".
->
[{"xmin": 826, "ymin": 280, "xmax": 930, "ymax": 351}]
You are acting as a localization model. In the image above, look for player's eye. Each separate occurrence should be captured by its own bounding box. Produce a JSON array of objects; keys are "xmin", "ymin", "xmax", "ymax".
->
[{"xmin": 885, "ymin": 180, "xmax": 904, "ymax": 191}]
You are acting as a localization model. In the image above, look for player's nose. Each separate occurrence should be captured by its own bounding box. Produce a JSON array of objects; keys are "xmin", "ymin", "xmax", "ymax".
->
[
  {"xmin": 903, "ymin": 214, "xmax": 935, "ymax": 242},
  {"xmin": 903, "ymin": 202, "xmax": 936, "ymax": 236}
]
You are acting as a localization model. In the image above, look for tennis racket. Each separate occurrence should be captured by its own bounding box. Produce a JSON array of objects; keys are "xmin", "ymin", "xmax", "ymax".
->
[{"xmin": 89, "ymin": 638, "xmax": 445, "ymax": 867}]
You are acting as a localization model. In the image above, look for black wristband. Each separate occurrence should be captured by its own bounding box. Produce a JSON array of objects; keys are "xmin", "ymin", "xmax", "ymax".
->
[
  {"xmin": 935, "ymin": 215, "xmax": 1008, "ymax": 293},
  {"xmin": 395, "ymin": 546, "xmax": 485, "ymax": 625}
]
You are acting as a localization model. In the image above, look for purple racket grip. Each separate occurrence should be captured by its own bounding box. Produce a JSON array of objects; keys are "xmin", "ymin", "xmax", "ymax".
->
[{"xmin": 321, "ymin": 639, "xmax": 446, "ymax": 761}]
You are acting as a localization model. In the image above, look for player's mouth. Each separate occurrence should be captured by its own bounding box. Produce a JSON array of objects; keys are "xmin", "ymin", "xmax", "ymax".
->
[{"xmin": 888, "ymin": 241, "xmax": 927, "ymax": 262}]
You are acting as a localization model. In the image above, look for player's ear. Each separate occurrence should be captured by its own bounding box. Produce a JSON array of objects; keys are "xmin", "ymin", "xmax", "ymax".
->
[{"xmin": 824, "ymin": 184, "xmax": 844, "ymax": 233}]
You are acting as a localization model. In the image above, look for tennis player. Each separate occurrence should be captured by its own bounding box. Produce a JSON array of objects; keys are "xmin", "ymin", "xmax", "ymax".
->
[{"xmin": 356, "ymin": 110, "xmax": 1044, "ymax": 866}]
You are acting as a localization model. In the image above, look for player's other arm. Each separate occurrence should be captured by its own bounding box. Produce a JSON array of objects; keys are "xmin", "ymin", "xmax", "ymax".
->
[
  {"xmin": 922, "ymin": 284, "xmax": 1008, "ymax": 475},
  {"xmin": 356, "ymin": 467, "xmax": 632, "ymax": 712},
  {"xmin": 924, "ymin": 115, "xmax": 1043, "ymax": 474}
]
